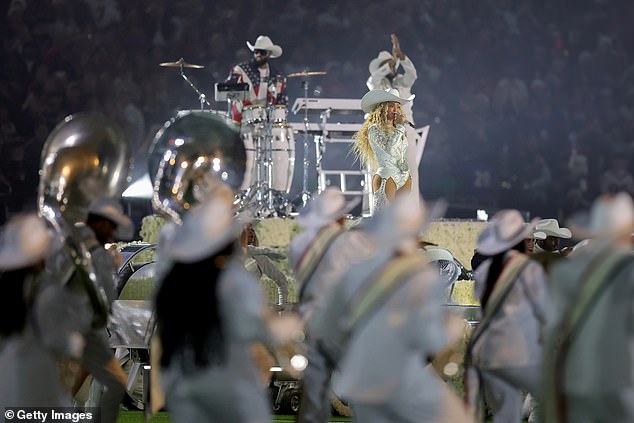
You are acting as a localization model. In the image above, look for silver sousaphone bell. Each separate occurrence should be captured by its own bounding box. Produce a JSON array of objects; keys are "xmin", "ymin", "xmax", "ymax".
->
[
  {"xmin": 148, "ymin": 110, "xmax": 246, "ymax": 224},
  {"xmin": 38, "ymin": 112, "xmax": 131, "ymax": 232}
]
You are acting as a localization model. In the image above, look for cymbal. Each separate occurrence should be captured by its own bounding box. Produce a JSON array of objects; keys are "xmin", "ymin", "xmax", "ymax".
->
[
  {"xmin": 287, "ymin": 71, "xmax": 327, "ymax": 78},
  {"xmin": 159, "ymin": 58, "xmax": 204, "ymax": 69}
]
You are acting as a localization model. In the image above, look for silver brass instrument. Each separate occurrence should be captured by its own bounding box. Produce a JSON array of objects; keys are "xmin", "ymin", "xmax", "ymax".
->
[
  {"xmin": 38, "ymin": 112, "xmax": 131, "ymax": 327},
  {"xmin": 148, "ymin": 110, "xmax": 246, "ymax": 224}
]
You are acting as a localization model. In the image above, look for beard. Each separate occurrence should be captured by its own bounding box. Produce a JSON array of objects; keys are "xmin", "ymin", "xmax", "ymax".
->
[{"xmin": 253, "ymin": 56, "xmax": 268, "ymax": 67}]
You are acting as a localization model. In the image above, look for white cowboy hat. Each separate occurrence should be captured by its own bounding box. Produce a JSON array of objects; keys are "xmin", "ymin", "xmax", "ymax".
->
[
  {"xmin": 360, "ymin": 88, "xmax": 415, "ymax": 113},
  {"xmin": 246, "ymin": 35, "xmax": 283, "ymax": 58},
  {"xmin": 0, "ymin": 214, "xmax": 52, "ymax": 271},
  {"xmin": 297, "ymin": 187, "xmax": 360, "ymax": 229},
  {"xmin": 167, "ymin": 197, "xmax": 243, "ymax": 263},
  {"xmin": 534, "ymin": 218, "xmax": 572, "ymax": 239},
  {"xmin": 568, "ymin": 192, "xmax": 634, "ymax": 240},
  {"xmin": 477, "ymin": 210, "xmax": 539, "ymax": 256},
  {"xmin": 88, "ymin": 198, "xmax": 134, "ymax": 241},
  {"xmin": 368, "ymin": 50, "xmax": 394, "ymax": 74}
]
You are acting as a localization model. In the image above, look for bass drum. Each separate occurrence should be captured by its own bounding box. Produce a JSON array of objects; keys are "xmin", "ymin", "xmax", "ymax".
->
[{"xmin": 270, "ymin": 123, "xmax": 295, "ymax": 193}]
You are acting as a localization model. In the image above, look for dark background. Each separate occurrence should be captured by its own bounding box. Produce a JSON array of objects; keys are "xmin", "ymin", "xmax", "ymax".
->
[{"xmin": 1, "ymin": 0, "xmax": 633, "ymax": 225}]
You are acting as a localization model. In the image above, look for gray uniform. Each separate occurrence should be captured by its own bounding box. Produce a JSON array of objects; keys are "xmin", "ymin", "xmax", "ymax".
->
[
  {"xmin": 469, "ymin": 251, "xmax": 550, "ymax": 423},
  {"xmin": 0, "ymin": 271, "xmax": 76, "ymax": 409},
  {"xmin": 311, "ymin": 252, "xmax": 451, "ymax": 423},
  {"xmin": 290, "ymin": 227, "xmax": 375, "ymax": 423},
  {"xmin": 162, "ymin": 259, "xmax": 271, "ymax": 423},
  {"xmin": 41, "ymin": 224, "xmax": 125, "ymax": 423},
  {"xmin": 542, "ymin": 243, "xmax": 634, "ymax": 422}
]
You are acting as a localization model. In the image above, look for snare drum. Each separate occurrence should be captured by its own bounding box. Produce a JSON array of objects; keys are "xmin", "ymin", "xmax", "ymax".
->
[
  {"xmin": 242, "ymin": 105, "xmax": 267, "ymax": 125},
  {"xmin": 269, "ymin": 105, "xmax": 289, "ymax": 124},
  {"xmin": 270, "ymin": 123, "xmax": 295, "ymax": 193}
]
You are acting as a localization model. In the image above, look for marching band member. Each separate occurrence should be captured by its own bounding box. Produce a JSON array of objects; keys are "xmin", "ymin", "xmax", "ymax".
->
[
  {"xmin": 70, "ymin": 198, "xmax": 133, "ymax": 416},
  {"xmin": 310, "ymin": 196, "xmax": 473, "ymax": 423},
  {"xmin": 226, "ymin": 35, "xmax": 287, "ymax": 126},
  {"xmin": 465, "ymin": 210, "xmax": 550, "ymax": 423},
  {"xmin": 541, "ymin": 192, "xmax": 634, "ymax": 423},
  {"xmin": 0, "ymin": 214, "xmax": 76, "ymax": 408},
  {"xmin": 353, "ymin": 88, "xmax": 414, "ymax": 212},
  {"xmin": 156, "ymin": 196, "xmax": 300, "ymax": 422},
  {"xmin": 289, "ymin": 188, "xmax": 373, "ymax": 423}
]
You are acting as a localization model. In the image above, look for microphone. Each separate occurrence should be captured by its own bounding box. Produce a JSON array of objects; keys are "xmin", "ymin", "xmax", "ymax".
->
[{"xmin": 394, "ymin": 112, "xmax": 415, "ymax": 128}]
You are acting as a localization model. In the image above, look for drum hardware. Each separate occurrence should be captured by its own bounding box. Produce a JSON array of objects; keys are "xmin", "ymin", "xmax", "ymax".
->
[
  {"xmin": 289, "ymin": 70, "xmax": 326, "ymax": 208},
  {"xmin": 234, "ymin": 104, "xmax": 295, "ymax": 218},
  {"xmin": 159, "ymin": 57, "xmax": 210, "ymax": 110}
]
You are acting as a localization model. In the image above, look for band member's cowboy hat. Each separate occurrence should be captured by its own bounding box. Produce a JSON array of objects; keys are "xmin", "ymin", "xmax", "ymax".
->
[
  {"xmin": 246, "ymin": 35, "xmax": 283, "ymax": 58},
  {"xmin": 297, "ymin": 187, "xmax": 360, "ymax": 229},
  {"xmin": 360, "ymin": 88, "xmax": 415, "ymax": 113},
  {"xmin": 368, "ymin": 50, "xmax": 394, "ymax": 74},
  {"xmin": 476, "ymin": 209, "xmax": 539, "ymax": 255},
  {"xmin": 88, "ymin": 198, "xmax": 134, "ymax": 241},
  {"xmin": 167, "ymin": 196, "xmax": 243, "ymax": 263},
  {"xmin": 534, "ymin": 218, "xmax": 572, "ymax": 239},
  {"xmin": 0, "ymin": 213, "xmax": 53, "ymax": 271},
  {"xmin": 568, "ymin": 192, "xmax": 634, "ymax": 240}
]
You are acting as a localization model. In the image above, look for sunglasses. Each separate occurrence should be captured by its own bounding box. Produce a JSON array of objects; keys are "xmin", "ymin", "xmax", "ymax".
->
[{"xmin": 253, "ymin": 49, "xmax": 270, "ymax": 56}]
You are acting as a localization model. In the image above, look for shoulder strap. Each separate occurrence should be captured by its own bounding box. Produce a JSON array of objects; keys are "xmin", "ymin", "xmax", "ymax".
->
[
  {"xmin": 463, "ymin": 253, "xmax": 530, "ymax": 414},
  {"xmin": 295, "ymin": 225, "xmax": 345, "ymax": 300},
  {"xmin": 469, "ymin": 253, "xmax": 530, "ymax": 344},
  {"xmin": 348, "ymin": 254, "xmax": 425, "ymax": 330},
  {"xmin": 545, "ymin": 249, "xmax": 633, "ymax": 423}
]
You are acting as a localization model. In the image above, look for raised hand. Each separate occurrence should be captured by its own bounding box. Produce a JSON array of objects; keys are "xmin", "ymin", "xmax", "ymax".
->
[{"xmin": 391, "ymin": 33, "xmax": 405, "ymax": 60}]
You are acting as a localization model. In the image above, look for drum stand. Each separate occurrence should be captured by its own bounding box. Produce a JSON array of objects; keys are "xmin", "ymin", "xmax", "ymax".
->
[
  {"xmin": 296, "ymin": 78, "xmax": 312, "ymax": 207},
  {"xmin": 177, "ymin": 62, "xmax": 211, "ymax": 110},
  {"xmin": 159, "ymin": 58, "xmax": 211, "ymax": 110}
]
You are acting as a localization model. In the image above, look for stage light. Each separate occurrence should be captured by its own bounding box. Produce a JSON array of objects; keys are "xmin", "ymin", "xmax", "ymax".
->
[{"xmin": 122, "ymin": 173, "xmax": 153, "ymax": 199}]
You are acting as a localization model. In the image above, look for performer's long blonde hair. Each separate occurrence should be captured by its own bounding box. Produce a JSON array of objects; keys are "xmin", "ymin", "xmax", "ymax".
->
[{"xmin": 351, "ymin": 102, "xmax": 403, "ymax": 169}]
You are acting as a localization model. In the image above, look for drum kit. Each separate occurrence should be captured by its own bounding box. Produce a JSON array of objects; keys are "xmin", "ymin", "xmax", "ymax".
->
[{"xmin": 160, "ymin": 58, "xmax": 327, "ymax": 217}]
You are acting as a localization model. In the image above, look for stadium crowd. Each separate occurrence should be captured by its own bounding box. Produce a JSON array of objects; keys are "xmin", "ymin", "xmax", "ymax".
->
[{"xmin": 1, "ymin": 0, "xmax": 633, "ymax": 223}]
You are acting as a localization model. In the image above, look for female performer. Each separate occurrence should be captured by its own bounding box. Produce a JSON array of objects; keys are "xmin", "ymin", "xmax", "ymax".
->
[{"xmin": 352, "ymin": 88, "xmax": 414, "ymax": 212}]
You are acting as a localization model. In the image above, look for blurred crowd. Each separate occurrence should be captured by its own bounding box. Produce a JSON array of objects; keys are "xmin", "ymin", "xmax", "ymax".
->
[{"xmin": 2, "ymin": 0, "xmax": 634, "ymax": 224}]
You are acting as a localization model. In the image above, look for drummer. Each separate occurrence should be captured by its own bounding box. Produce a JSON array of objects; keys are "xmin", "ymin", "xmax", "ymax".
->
[{"xmin": 226, "ymin": 35, "xmax": 287, "ymax": 127}]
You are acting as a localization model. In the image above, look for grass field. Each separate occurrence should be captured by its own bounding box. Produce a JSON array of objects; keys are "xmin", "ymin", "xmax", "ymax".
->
[{"xmin": 116, "ymin": 410, "xmax": 352, "ymax": 423}]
